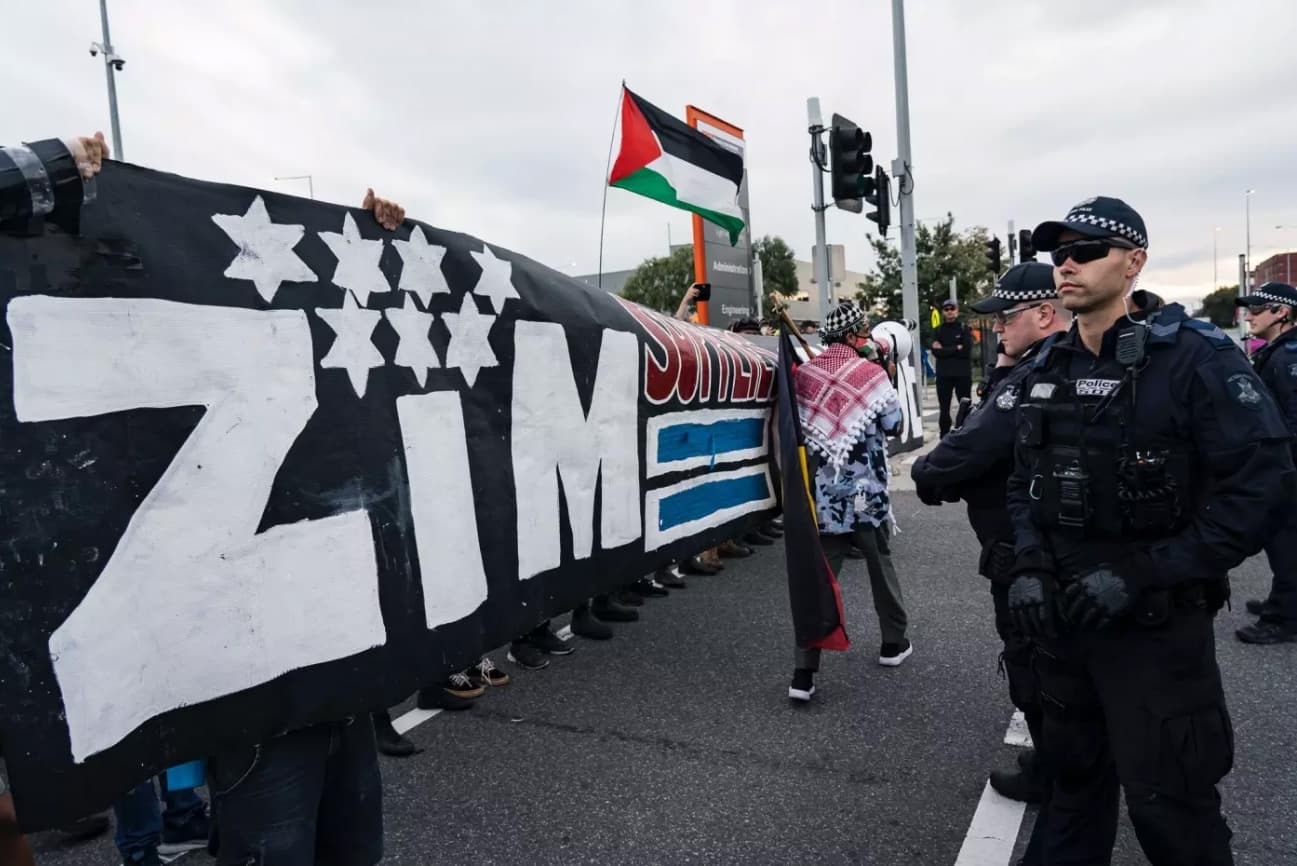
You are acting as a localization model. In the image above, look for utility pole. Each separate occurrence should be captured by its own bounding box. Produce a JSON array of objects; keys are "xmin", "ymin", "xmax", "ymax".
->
[
  {"xmin": 807, "ymin": 98, "xmax": 831, "ymax": 319},
  {"xmin": 891, "ymin": 0, "xmax": 920, "ymax": 398},
  {"xmin": 1007, "ymin": 220, "xmax": 1016, "ymax": 267},
  {"xmin": 1245, "ymin": 189, "xmax": 1255, "ymax": 290},
  {"xmin": 1239, "ymin": 254, "xmax": 1248, "ymax": 344},
  {"xmin": 91, "ymin": 0, "xmax": 126, "ymax": 159},
  {"xmin": 1213, "ymin": 226, "xmax": 1220, "ymax": 291}
]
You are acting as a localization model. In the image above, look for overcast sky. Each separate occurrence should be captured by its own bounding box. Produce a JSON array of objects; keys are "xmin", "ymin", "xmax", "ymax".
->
[{"xmin": 4, "ymin": 0, "xmax": 1295, "ymax": 307}]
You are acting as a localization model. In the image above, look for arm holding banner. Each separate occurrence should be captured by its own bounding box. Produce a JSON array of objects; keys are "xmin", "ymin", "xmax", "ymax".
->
[{"xmin": 1, "ymin": 133, "xmax": 108, "ymax": 234}]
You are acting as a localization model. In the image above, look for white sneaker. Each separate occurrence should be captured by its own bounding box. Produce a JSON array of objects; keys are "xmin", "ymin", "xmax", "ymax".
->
[
  {"xmin": 878, "ymin": 639, "xmax": 913, "ymax": 667},
  {"xmin": 788, "ymin": 670, "xmax": 816, "ymax": 701}
]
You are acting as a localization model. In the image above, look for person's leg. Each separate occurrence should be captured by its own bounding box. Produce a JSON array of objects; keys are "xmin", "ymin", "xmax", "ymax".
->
[
  {"xmin": 1261, "ymin": 512, "xmax": 1297, "ymax": 627},
  {"xmin": 158, "ymin": 771, "xmax": 209, "ymax": 854},
  {"xmin": 853, "ymin": 523, "xmax": 908, "ymax": 645},
  {"xmin": 113, "ymin": 779, "xmax": 162, "ymax": 864},
  {"xmin": 954, "ymin": 376, "xmax": 972, "ymax": 406},
  {"xmin": 315, "ymin": 716, "xmax": 384, "ymax": 866},
  {"xmin": 936, "ymin": 377, "xmax": 955, "ymax": 436},
  {"xmin": 209, "ymin": 725, "xmax": 331, "ymax": 866},
  {"xmin": 1035, "ymin": 637, "xmax": 1121, "ymax": 866},
  {"xmin": 1097, "ymin": 611, "xmax": 1234, "ymax": 866},
  {"xmin": 791, "ymin": 534, "xmax": 851, "ymax": 699}
]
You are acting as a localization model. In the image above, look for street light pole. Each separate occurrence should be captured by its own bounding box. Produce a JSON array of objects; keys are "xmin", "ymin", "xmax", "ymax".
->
[
  {"xmin": 891, "ymin": 0, "xmax": 921, "ymax": 401},
  {"xmin": 1245, "ymin": 189, "xmax": 1255, "ymax": 290},
  {"xmin": 1213, "ymin": 226, "xmax": 1220, "ymax": 290},
  {"xmin": 91, "ymin": 0, "xmax": 126, "ymax": 159}
]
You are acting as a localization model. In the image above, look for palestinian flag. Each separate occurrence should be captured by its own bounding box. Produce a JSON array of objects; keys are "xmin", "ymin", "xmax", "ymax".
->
[{"xmin": 608, "ymin": 86, "xmax": 746, "ymax": 245}]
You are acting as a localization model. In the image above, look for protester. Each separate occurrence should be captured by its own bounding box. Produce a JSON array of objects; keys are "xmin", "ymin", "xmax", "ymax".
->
[
  {"xmin": 789, "ymin": 300, "xmax": 908, "ymax": 702},
  {"xmin": 206, "ymin": 187, "xmax": 405, "ymax": 866},
  {"xmin": 113, "ymin": 776, "xmax": 209, "ymax": 865},
  {"xmin": 930, "ymin": 300, "xmax": 973, "ymax": 436}
]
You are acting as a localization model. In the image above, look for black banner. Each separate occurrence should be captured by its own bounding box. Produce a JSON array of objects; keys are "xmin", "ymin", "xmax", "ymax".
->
[{"xmin": 0, "ymin": 163, "xmax": 778, "ymax": 828}]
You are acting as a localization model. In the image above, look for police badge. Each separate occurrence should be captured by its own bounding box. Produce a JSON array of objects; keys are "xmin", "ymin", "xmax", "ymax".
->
[
  {"xmin": 1228, "ymin": 372, "xmax": 1263, "ymax": 406},
  {"xmin": 996, "ymin": 384, "xmax": 1019, "ymax": 410}
]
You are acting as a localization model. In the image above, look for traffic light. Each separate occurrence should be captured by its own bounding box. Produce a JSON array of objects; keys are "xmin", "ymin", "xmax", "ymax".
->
[
  {"xmin": 1018, "ymin": 228, "xmax": 1035, "ymax": 262},
  {"xmin": 984, "ymin": 237, "xmax": 1002, "ymax": 273},
  {"xmin": 829, "ymin": 112, "xmax": 873, "ymax": 213},
  {"xmin": 865, "ymin": 167, "xmax": 890, "ymax": 237}
]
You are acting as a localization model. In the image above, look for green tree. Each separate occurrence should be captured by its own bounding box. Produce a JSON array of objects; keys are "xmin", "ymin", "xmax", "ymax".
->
[
  {"xmin": 1193, "ymin": 285, "xmax": 1241, "ymax": 328},
  {"xmin": 619, "ymin": 246, "xmax": 695, "ymax": 313},
  {"xmin": 753, "ymin": 235, "xmax": 798, "ymax": 315},
  {"xmin": 854, "ymin": 213, "xmax": 995, "ymax": 343}
]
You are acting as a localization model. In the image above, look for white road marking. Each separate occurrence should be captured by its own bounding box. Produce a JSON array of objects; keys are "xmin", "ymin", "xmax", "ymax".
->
[
  {"xmin": 1003, "ymin": 710, "xmax": 1033, "ymax": 747},
  {"xmin": 392, "ymin": 707, "xmax": 441, "ymax": 735},
  {"xmin": 953, "ymin": 781, "xmax": 1028, "ymax": 866},
  {"xmin": 952, "ymin": 711, "xmax": 1034, "ymax": 865}
]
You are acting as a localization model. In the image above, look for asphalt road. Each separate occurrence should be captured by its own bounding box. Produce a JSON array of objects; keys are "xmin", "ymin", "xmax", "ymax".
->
[{"xmin": 28, "ymin": 490, "xmax": 1297, "ymax": 866}]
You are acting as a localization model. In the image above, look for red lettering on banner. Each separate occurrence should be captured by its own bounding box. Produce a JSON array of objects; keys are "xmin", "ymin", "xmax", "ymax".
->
[{"xmin": 613, "ymin": 296, "xmax": 775, "ymax": 406}]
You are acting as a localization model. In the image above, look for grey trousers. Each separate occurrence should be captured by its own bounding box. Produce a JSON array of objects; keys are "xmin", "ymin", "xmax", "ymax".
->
[{"xmin": 795, "ymin": 525, "xmax": 909, "ymax": 671}]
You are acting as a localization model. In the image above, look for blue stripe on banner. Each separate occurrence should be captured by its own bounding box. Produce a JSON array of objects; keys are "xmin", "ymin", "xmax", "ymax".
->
[
  {"xmin": 657, "ymin": 472, "xmax": 770, "ymax": 530},
  {"xmin": 656, "ymin": 418, "xmax": 765, "ymax": 464}
]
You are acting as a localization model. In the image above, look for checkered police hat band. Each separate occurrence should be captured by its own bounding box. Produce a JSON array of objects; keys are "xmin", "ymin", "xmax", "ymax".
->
[
  {"xmin": 1064, "ymin": 211, "xmax": 1147, "ymax": 248},
  {"xmin": 1252, "ymin": 289, "xmax": 1296, "ymax": 306},
  {"xmin": 994, "ymin": 284, "xmax": 1056, "ymax": 303}
]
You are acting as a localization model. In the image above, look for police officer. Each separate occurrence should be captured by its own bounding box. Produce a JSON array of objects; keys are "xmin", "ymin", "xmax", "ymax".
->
[
  {"xmin": 1233, "ymin": 281, "xmax": 1297, "ymax": 644},
  {"xmin": 912, "ymin": 262, "xmax": 1090, "ymax": 866},
  {"xmin": 1005, "ymin": 197, "xmax": 1295, "ymax": 865}
]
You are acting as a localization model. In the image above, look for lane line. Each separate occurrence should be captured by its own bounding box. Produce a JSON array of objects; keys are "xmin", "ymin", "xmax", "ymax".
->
[
  {"xmin": 1003, "ymin": 710, "xmax": 1033, "ymax": 748},
  {"xmin": 953, "ymin": 782, "xmax": 1028, "ymax": 866},
  {"xmin": 953, "ymin": 711, "xmax": 1034, "ymax": 865},
  {"xmin": 392, "ymin": 707, "xmax": 441, "ymax": 735}
]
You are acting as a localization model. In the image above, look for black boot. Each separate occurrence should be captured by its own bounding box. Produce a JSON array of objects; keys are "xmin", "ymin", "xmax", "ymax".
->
[
  {"xmin": 591, "ymin": 593, "xmax": 639, "ymax": 622},
  {"xmin": 989, "ymin": 767, "xmax": 1046, "ymax": 804},
  {"xmin": 373, "ymin": 710, "xmax": 418, "ymax": 757},
  {"xmin": 571, "ymin": 601, "xmax": 614, "ymax": 639}
]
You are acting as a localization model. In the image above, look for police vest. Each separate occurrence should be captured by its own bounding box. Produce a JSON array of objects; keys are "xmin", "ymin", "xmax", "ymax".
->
[{"xmin": 1015, "ymin": 321, "xmax": 1199, "ymax": 540}]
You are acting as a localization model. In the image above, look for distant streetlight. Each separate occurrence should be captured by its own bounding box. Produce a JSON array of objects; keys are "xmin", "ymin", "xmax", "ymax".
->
[
  {"xmin": 275, "ymin": 174, "xmax": 314, "ymax": 199},
  {"xmin": 1245, "ymin": 189, "xmax": 1256, "ymax": 289},
  {"xmin": 1213, "ymin": 226, "xmax": 1221, "ymax": 290}
]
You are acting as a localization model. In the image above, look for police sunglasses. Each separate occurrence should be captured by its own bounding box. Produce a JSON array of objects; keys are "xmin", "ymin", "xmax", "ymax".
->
[
  {"xmin": 1247, "ymin": 303, "xmax": 1284, "ymax": 316},
  {"xmin": 1050, "ymin": 238, "xmax": 1139, "ymax": 267},
  {"xmin": 992, "ymin": 303, "xmax": 1044, "ymax": 325}
]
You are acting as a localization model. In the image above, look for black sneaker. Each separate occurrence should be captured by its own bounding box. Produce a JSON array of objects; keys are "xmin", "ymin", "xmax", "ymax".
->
[
  {"xmin": 630, "ymin": 577, "xmax": 669, "ymax": 598},
  {"xmin": 879, "ymin": 639, "xmax": 914, "ymax": 667},
  {"xmin": 373, "ymin": 711, "xmax": 419, "ymax": 757},
  {"xmin": 788, "ymin": 668, "xmax": 816, "ymax": 702},
  {"xmin": 57, "ymin": 810, "xmax": 110, "ymax": 841},
  {"xmin": 159, "ymin": 809, "xmax": 210, "ymax": 855},
  {"xmin": 416, "ymin": 684, "xmax": 476, "ymax": 710},
  {"xmin": 529, "ymin": 624, "xmax": 575, "ymax": 655},
  {"xmin": 743, "ymin": 530, "xmax": 775, "ymax": 546},
  {"xmin": 989, "ymin": 768, "xmax": 1046, "ymax": 804},
  {"xmin": 616, "ymin": 589, "xmax": 645, "ymax": 607},
  {"xmin": 571, "ymin": 602, "xmax": 614, "ymax": 639},
  {"xmin": 1246, "ymin": 598, "xmax": 1277, "ymax": 617},
  {"xmin": 591, "ymin": 594, "xmax": 639, "ymax": 622},
  {"xmin": 656, "ymin": 566, "xmax": 687, "ymax": 589},
  {"xmin": 1236, "ymin": 620, "xmax": 1297, "ymax": 645},
  {"xmin": 507, "ymin": 640, "xmax": 550, "ymax": 670},
  {"xmin": 760, "ymin": 520, "xmax": 784, "ymax": 538},
  {"xmin": 1016, "ymin": 748, "xmax": 1038, "ymax": 776},
  {"xmin": 446, "ymin": 670, "xmax": 486, "ymax": 699},
  {"xmin": 470, "ymin": 656, "xmax": 510, "ymax": 688}
]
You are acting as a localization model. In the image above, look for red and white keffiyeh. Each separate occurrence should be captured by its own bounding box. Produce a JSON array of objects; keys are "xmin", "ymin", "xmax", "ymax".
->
[{"xmin": 795, "ymin": 343, "xmax": 900, "ymax": 469}]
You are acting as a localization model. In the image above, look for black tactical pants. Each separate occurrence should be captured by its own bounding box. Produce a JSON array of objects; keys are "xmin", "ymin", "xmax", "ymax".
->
[
  {"xmin": 1262, "ymin": 505, "xmax": 1297, "ymax": 626},
  {"xmin": 936, "ymin": 375, "xmax": 972, "ymax": 437},
  {"xmin": 1035, "ymin": 608, "xmax": 1233, "ymax": 866}
]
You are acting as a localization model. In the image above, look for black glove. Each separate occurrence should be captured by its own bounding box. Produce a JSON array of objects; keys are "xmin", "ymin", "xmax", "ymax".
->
[
  {"xmin": 1062, "ymin": 567, "xmax": 1133, "ymax": 631},
  {"xmin": 1008, "ymin": 572, "xmax": 1058, "ymax": 638},
  {"xmin": 916, "ymin": 482, "xmax": 944, "ymax": 507}
]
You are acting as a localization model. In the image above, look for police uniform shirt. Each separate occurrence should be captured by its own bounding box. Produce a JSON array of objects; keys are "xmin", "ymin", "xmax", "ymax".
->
[
  {"xmin": 1250, "ymin": 326, "xmax": 1297, "ymax": 439},
  {"xmin": 1006, "ymin": 303, "xmax": 1294, "ymax": 587},
  {"xmin": 912, "ymin": 343, "xmax": 1045, "ymax": 549}
]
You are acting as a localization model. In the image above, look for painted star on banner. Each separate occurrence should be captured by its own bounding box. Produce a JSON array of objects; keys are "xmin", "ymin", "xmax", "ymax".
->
[
  {"xmin": 469, "ymin": 245, "xmax": 520, "ymax": 314},
  {"xmin": 210, "ymin": 195, "xmax": 315, "ymax": 302},
  {"xmin": 442, "ymin": 293, "xmax": 498, "ymax": 388},
  {"xmin": 384, "ymin": 294, "xmax": 441, "ymax": 388},
  {"xmin": 318, "ymin": 213, "xmax": 391, "ymax": 306},
  {"xmin": 316, "ymin": 292, "xmax": 385, "ymax": 398},
  {"xmin": 393, "ymin": 226, "xmax": 452, "ymax": 306}
]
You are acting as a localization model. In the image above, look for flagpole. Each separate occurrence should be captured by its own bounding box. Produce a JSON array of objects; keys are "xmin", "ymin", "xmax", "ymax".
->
[{"xmin": 597, "ymin": 84, "xmax": 624, "ymax": 289}]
